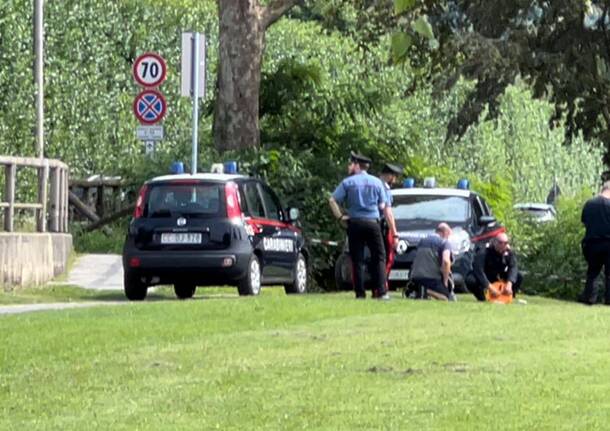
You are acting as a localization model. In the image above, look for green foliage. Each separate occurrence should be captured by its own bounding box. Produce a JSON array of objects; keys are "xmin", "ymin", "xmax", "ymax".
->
[
  {"xmin": 395, "ymin": 0, "xmax": 416, "ymax": 14},
  {"xmin": 72, "ymin": 222, "xmax": 128, "ymax": 254},
  {"xmin": 406, "ymin": 82, "xmax": 604, "ymax": 204},
  {"xmin": 390, "ymin": 32, "xmax": 412, "ymax": 63},
  {"xmin": 509, "ymin": 192, "xmax": 591, "ymax": 300},
  {"xmin": 0, "ymin": 0, "xmax": 218, "ymax": 177}
]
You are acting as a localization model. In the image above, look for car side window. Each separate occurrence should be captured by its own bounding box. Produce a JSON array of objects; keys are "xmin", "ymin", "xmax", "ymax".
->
[
  {"xmin": 242, "ymin": 182, "xmax": 265, "ymax": 218},
  {"xmin": 480, "ymin": 197, "xmax": 492, "ymax": 215},
  {"xmin": 472, "ymin": 196, "xmax": 483, "ymax": 226},
  {"xmin": 258, "ymin": 183, "xmax": 283, "ymax": 221}
]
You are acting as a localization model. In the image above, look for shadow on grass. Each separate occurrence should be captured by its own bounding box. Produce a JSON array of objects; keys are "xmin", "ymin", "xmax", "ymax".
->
[{"xmin": 82, "ymin": 287, "xmax": 242, "ymax": 303}]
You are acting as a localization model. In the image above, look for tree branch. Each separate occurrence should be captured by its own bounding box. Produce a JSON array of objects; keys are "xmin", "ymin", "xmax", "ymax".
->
[{"xmin": 262, "ymin": 0, "xmax": 301, "ymax": 29}]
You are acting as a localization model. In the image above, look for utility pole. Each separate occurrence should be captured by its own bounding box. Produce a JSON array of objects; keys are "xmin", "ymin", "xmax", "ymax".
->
[{"xmin": 34, "ymin": 0, "xmax": 44, "ymax": 159}]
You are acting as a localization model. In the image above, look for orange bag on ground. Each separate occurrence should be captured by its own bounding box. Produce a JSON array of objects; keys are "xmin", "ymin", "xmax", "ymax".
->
[{"xmin": 485, "ymin": 281, "xmax": 513, "ymax": 304}]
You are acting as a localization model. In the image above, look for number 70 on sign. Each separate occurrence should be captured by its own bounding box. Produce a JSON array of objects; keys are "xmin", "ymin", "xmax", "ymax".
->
[{"xmin": 133, "ymin": 52, "xmax": 167, "ymax": 88}]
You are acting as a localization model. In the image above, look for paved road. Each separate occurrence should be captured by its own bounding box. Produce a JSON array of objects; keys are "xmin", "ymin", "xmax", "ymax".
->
[
  {"xmin": 0, "ymin": 254, "xmax": 125, "ymax": 316},
  {"xmin": 0, "ymin": 301, "xmax": 125, "ymax": 316},
  {"xmin": 66, "ymin": 253, "xmax": 123, "ymax": 290}
]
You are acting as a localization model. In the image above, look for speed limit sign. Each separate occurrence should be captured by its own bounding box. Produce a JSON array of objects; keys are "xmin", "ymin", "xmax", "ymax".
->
[{"xmin": 132, "ymin": 52, "xmax": 167, "ymax": 87}]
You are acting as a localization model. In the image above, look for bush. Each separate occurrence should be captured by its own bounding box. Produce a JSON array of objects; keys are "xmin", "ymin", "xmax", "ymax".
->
[{"xmin": 510, "ymin": 192, "xmax": 592, "ymax": 300}]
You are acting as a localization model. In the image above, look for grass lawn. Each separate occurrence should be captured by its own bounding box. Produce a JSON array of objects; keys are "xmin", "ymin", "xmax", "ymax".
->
[{"xmin": 1, "ymin": 289, "xmax": 610, "ymax": 430}]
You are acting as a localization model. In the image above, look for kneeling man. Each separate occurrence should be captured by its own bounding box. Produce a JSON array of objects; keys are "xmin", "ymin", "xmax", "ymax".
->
[{"xmin": 467, "ymin": 233, "xmax": 522, "ymax": 302}]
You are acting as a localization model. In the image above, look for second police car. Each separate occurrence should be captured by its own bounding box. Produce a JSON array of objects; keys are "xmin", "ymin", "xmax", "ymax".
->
[
  {"xmin": 122, "ymin": 162, "xmax": 308, "ymax": 300},
  {"xmin": 335, "ymin": 178, "xmax": 505, "ymax": 292}
]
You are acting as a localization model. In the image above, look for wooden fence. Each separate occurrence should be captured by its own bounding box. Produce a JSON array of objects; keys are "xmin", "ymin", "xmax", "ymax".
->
[{"xmin": 0, "ymin": 156, "xmax": 69, "ymax": 233}]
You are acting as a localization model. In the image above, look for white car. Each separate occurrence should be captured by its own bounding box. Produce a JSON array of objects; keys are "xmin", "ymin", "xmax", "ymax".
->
[{"xmin": 513, "ymin": 203, "xmax": 556, "ymax": 223}]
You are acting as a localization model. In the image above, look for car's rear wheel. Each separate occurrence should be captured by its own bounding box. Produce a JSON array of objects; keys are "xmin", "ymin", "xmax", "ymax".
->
[
  {"xmin": 124, "ymin": 270, "xmax": 147, "ymax": 301},
  {"xmin": 285, "ymin": 253, "xmax": 308, "ymax": 294},
  {"xmin": 174, "ymin": 283, "xmax": 196, "ymax": 299},
  {"xmin": 238, "ymin": 255, "xmax": 261, "ymax": 296}
]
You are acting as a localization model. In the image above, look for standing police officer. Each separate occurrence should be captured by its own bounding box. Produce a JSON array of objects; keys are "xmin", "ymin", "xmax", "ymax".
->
[
  {"xmin": 329, "ymin": 152, "xmax": 390, "ymax": 299},
  {"xmin": 578, "ymin": 180, "xmax": 610, "ymax": 305},
  {"xmin": 379, "ymin": 163, "xmax": 402, "ymax": 293}
]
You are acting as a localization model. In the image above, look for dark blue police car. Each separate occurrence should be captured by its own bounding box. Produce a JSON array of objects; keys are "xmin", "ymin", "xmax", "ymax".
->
[
  {"xmin": 122, "ymin": 168, "xmax": 308, "ymax": 300},
  {"xmin": 335, "ymin": 178, "xmax": 505, "ymax": 292}
]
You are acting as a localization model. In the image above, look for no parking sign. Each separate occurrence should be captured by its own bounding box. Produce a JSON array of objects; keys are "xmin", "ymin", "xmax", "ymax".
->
[{"xmin": 133, "ymin": 89, "xmax": 167, "ymax": 125}]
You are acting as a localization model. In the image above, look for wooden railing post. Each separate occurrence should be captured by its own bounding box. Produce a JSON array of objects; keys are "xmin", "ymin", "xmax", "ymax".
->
[
  {"xmin": 4, "ymin": 163, "xmax": 16, "ymax": 232},
  {"xmin": 62, "ymin": 167, "xmax": 69, "ymax": 232},
  {"xmin": 36, "ymin": 161, "xmax": 49, "ymax": 232}
]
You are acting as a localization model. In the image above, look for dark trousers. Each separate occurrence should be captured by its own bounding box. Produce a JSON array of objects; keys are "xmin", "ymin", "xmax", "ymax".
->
[
  {"xmin": 411, "ymin": 278, "xmax": 450, "ymax": 299},
  {"xmin": 466, "ymin": 272, "xmax": 523, "ymax": 302},
  {"xmin": 579, "ymin": 241, "xmax": 610, "ymax": 304},
  {"xmin": 348, "ymin": 218, "xmax": 386, "ymax": 298}
]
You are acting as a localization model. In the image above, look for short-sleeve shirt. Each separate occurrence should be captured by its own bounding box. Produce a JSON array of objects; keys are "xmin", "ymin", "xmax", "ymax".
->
[
  {"xmin": 410, "ymin": 234, "xmax": 451, "ymax": 281},
  {"xmin": 582, "ymin": 196, "xmax": 610, "ymax": 243},
  {"xmin": 380, "ymin": 182, "xmax": 392, "ymax": 218},
  {"xmin": 332, "ymin": 172, "xmax": 386, "ymax": 219}
]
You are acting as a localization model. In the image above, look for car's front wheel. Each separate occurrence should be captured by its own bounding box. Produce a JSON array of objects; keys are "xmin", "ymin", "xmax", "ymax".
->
[
  {"xmin": 238, "ymin": 255, "xmax": 261, "ymax": 296},
  {"xmin": 124, "ymin": 270, "xmax": 147, "ymax": 301},
  {"xmin": 174, "ymin": 283, "xmax": 196, "ymax": 299},
  {"xmin": 284, "ymin": 253, "xmax": 308, "ymax": 294},
  {"xmin": 334, "ymin": 252, "xmax": 353, "ymax": 291}
]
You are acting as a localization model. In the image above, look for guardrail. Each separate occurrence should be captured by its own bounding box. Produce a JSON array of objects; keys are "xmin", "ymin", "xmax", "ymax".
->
[{"xmin": 0, "ymin": 156, "xmax": 69, "ymax": 233}]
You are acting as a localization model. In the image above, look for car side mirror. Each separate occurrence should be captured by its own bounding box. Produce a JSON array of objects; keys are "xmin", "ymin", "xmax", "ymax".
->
[
  {"xmin": 479, "ymin": 215, "xmax": 496, "ymax": 226},
  {"xmin": 287, "ymin": 208, "xmax": 299, "ymax": 222}
]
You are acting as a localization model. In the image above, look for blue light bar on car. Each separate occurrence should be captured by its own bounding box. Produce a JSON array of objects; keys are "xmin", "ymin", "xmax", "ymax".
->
[
  {"xmin": 224, "ymin": 161, "xmax": 238, "ymax": 174},
  {"xmin": 457, "ymin": 178, "xmax": 470, "ymax": 190},
  {"xmin": 403, "ymin": 178, "xmax": 415, "ymax": 188},
  {"xmin": 170, "ymin": 161, "xmax": 184, "ymax": 174}
]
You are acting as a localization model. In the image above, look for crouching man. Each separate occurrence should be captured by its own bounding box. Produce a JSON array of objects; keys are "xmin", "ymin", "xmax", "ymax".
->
[
  {"xmin": 410, "ymin": 223, "xmax": 453, "ymax": 300},
  {"xmin": 466, "ymin": 233, "xmax": 523, "ymax": 302}
]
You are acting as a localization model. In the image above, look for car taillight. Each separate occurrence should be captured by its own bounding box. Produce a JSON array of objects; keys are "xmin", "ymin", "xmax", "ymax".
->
[
  {"xmin": 133, "ymin": 184, "xmax": 148, "ymax": 219},
  {"xmin": 224, "ymin": 182, "xmax": 242, "ymax": 220}
]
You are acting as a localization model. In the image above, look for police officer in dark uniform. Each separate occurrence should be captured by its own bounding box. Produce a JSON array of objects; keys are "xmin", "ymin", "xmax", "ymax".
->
[
  {"xmin": 379, "ymin": 163, "xmax": 402, "ymax": 293},
  {"xmin": 578, "ymin": 181, "xmax": 610, "ymax": 305},
  {"xmin": 329, "ymin": 152, "xmax": 390, "ymax": 299}
]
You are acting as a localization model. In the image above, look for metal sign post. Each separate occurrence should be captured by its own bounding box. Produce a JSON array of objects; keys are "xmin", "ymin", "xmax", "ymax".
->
[
  {"xmin": 191, "ymin": 33, "xmax": 200, "ymax": 175},
  {"xmin": 132, "ymin": 52, "xmax": 167, "ymax": 158},
  {"xmin": 181, "ymin": 32, "xmax": 206, "ymax": 175}
]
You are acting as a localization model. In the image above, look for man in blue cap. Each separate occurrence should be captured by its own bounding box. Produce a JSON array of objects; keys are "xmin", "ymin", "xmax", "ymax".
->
[{"xmin": 329, "ymin": 151, "xmax": 390, "ymax": 299}]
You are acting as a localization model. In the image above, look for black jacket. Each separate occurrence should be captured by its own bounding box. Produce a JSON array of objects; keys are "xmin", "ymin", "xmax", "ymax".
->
[{"xmin": 473, "ymin": 246, "xmax": 518, "ymax": 286}]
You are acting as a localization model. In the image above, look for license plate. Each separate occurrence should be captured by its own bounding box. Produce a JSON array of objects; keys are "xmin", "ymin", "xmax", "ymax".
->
[
  {"xmin": 388, "ymin": 270, "xmax": 410, "ymax": 280},
  {"xmin": 160, "ymin": 233, "xmax": 202, "ymax": 244}
]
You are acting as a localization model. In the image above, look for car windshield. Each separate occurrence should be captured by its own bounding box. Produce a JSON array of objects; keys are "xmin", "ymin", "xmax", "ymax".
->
[
  {"xmin": 145, "ymin": 183, "xmax": 224, "ymax": 217},
  {"xmin": 392, "ymin": 195, "xmax": 470, "ymax": 223}
]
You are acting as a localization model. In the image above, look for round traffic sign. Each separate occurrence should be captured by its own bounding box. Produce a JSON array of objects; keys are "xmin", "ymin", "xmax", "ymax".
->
[
  {"xmin": 133, "ymin": 89, "xmax": 167, "ymax": 125},
  {"xmin": 132, "ymin": 52, "xmax": 167, "ymax": 87}
]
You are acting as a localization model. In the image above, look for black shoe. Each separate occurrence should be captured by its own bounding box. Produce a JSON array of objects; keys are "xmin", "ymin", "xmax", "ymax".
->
[{"xmin": 577, "ymin": 296, "xmax": 595, "ymax": 306}]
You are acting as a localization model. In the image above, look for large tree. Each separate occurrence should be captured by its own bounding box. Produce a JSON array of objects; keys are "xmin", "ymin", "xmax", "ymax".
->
[
  {"xmin": 390, "ymin": 1, "xmax": 610, "ymax": 163},
  {"xmin": 214, "ymin": 0, "xmax": 301, "ymax": 152}
]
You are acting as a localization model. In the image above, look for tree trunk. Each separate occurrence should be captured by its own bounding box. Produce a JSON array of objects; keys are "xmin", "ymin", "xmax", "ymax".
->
[{"xmin": 214, "ymin": 1, "xmax": 265, "ymax": 152}]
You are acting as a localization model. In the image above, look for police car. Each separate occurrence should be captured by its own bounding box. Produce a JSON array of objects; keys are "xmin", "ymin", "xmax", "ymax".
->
[
  {"xmin": 122, "ymin": 162, "xmax": 308, "ymax": 300},
  {"xmin": 334, "ymin": 178, "xmax": 505, "ymax": 291}
]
